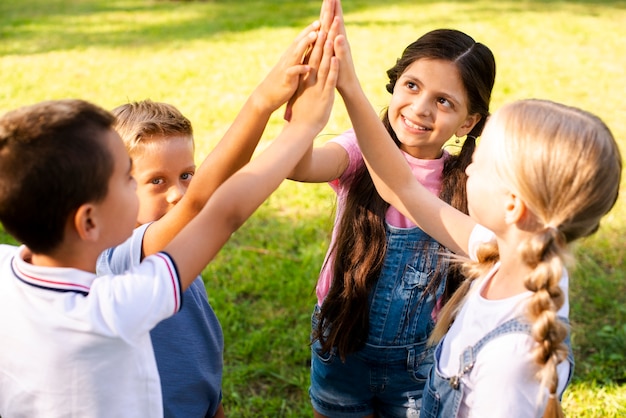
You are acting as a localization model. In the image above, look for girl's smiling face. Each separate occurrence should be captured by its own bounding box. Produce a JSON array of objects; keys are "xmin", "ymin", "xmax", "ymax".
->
[{"xmin": 388, "ymin": 58, "xmax": 480, "ymax": 160}]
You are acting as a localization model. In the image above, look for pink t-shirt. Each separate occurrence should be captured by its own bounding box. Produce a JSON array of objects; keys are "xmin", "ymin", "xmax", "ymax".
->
[{"xmin": 315, "ymin": 129, "xmax": 448, "ymax": 305}]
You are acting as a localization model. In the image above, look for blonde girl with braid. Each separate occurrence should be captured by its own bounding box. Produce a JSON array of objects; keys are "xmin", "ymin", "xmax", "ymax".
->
[{"xmin": 331, "ymin": 12, "xmax": 622, "ymax": 415}]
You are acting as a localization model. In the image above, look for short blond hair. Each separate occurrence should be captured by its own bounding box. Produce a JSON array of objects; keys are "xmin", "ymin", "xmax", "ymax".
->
[{"xmin": 111, "ymin": 99, "xmax": 193, "ymax": 156}]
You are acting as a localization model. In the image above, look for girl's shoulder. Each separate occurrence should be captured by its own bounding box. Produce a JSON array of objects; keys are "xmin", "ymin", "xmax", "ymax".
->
[
  {"xmin": 467, "ymin": 224, "xmax": 496, "ymax": 261},
  {"xmin": 328, "ymin": 128, "xmax": 359, "ymax": 153},
  {"xmin": 328, "ymin": 129, "xmax": 364, "ymax": 186}
]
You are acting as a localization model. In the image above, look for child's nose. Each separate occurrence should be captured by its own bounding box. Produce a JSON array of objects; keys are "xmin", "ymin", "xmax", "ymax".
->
[
  {"xmin": 167, "ymin": 184, "xmax": 185, "ymax": 204},
  {"xmin": 409, "ymin": 95, "xmax": 432, "ymax": 117}
]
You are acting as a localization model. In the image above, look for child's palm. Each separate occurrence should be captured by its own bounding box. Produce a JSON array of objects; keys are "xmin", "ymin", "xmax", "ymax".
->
[
  {"xmin": 290, "ymin": 32, "xmax": 337, "ymax": 131},
  {"xmin": 257, "ymin": 23, "xmax": 319, "ymax": 111}
]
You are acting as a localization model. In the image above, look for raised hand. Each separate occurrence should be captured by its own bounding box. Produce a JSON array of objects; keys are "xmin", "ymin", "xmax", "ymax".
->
[
  {"xmin": 328, "ymin": 0, "xmax": 358, "ymax": 96},
  {"xmin": 289, "ymin": 22, "xmax": 339, "ymax": 133},
  {"xmin": 284, "ymin": 0, "xmax": 337, "ymax": 121},
  {"xmin": 319, "ymin": 0, "xmax": 337, "ymax": 37},
  {"xmin": 255, "ymin": 20, "xmax": 321, "ymax": 113}
]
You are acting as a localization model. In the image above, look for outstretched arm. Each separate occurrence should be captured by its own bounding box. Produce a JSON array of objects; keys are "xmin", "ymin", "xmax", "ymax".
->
[
  {"xmin": 142, "ymin": 20, "xmax": 323, "ymax": 256},
  {"xmin": 332, "ymin": 0, "xmax": 475, "ymax": 255},
  {"xmin": 165, "ymin": 25, "xmax": 339, "ymax": 290},
  {"xmin": 287, "ymin": 0, "xmax": 351, "ymax": 184}
]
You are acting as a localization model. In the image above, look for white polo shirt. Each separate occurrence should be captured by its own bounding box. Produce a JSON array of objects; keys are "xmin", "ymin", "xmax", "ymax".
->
[{"xmin": 0, "ymin": 244, "xmax": 182, "ymax": 417}]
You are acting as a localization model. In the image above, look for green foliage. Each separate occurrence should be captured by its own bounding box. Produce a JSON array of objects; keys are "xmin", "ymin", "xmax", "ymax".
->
[{"xmin": 1, "ymin": 0, "xmax": 625, "ymax": 416}]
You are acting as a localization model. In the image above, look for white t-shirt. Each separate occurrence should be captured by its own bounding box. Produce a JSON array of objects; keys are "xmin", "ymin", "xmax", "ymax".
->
[
  {"xmin": 0, "ymin": 244, "xmax": 182, "ymax": 417},
  {"xmin": 438, "ymin": 225, "xmax": 571, "ymax": 418}
]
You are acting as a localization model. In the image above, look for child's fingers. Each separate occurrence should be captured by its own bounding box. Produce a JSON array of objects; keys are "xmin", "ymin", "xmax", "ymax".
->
[
  {"xmin": 335, "ymin": 34, "xmax": 357, "ymax": 75},
  {"xmin": 331, "ymin": 0, "xmax": 347, "ymax": 39},
  {"xmin": 327, "ymin": 16, "xmax": 341, "ymax": 47},
  {"xmin": 316, "ymin": 37, "xmax": 335, "ymax": 83},
  {"xmin": 296, "ymin": 31, "xmax": 318, "ymax": 66},
  {"xmin": 306, "ymin": 30, "xmax": 328, "ymax": 74},
  {"xmin": 317, "ymin": 53, "xmax": 339, "ymax": 99},
  {"xmin": 319, "ymin": 0, "xmax": 336, "ymax": 34},
  {"xmin": 294, "ymin": 20, "xmax": 321, "ymax": 45},
  {"xmin": 334, "ymin": 34, "xmax": 349, "ymax": 62},
  {"xmin": 333, "ymin": 33, "xmax": 357, "ymax": 94},
  {"xmin": 285, "ymin": 64, "xmax": 312, "ymax": 80},
  {"xmin": 288, "ymin": 26, "xmax": 318, "ymax": 66},
  {"xmin": 280, "ymin": 20, "xmax": 320, "ymax": 68},
  {"xmin": 324, "ymin": 57, "xmax": 339, "ymax": 93}
]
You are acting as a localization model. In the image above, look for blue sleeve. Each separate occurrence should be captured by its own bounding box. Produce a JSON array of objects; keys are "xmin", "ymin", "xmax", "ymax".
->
[{"xmin": 96, "ymin": 223, "xmax": 151, "ymax": 276}]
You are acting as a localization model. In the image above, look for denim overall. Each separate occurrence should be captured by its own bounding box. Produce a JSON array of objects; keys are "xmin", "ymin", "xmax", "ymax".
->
[
  {"xmin": 310, "ymin": 224, "xmax": 448, "ymax": 417},
  {"xmin": 421, "ymin": 317, "xmax": 575, "ymax": 418}
]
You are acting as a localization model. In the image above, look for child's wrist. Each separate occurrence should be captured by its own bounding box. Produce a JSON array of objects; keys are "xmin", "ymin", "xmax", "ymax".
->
[{"xmin": 248, "ymin": 90, "xmax": 275, "ymax": 117}]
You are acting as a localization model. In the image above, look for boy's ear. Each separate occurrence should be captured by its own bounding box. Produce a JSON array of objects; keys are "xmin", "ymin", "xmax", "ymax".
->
[
  {"xmin": 73, "ymin": 204, "xmax": 100, "ymax": 242},
  {"xmin": 455, "ymin": 113, "xmax": 481, "ymax": 138}
]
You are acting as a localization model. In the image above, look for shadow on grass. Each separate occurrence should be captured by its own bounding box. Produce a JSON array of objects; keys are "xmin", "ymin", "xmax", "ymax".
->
[{"xmin": 1, "ymin": 0, "xmax": 625, "ymax": 55}]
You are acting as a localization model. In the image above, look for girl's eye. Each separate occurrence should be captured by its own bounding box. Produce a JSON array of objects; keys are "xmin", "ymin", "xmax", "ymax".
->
[
  {"xmin": 438, "ymin": 97, "xmax": 453, "ymax": 109},
  {"xmin": 150, "ymin": 178, "xmax": 164, "ymax": 186},
  {"xmin": 181, "ymin": 172, "xmax": 193, "ymax": 181},
  {"xmin": 406, "ymin": 81, "xmax": 418, "ymax": 91}
]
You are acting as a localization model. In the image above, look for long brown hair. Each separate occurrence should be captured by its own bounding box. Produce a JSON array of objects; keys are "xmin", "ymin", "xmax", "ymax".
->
[{"xmin": 314, "ymin": 29, "xmax": 496, "ymax": 359}]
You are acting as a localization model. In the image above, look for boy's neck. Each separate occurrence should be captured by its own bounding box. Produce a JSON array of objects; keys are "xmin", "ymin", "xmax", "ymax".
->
[{"xmin": 26, "ymin": 244, "xmax": 99, "ymax": 273}]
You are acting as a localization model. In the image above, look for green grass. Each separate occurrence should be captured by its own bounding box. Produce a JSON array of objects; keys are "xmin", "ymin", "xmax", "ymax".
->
[{"xmin": 1, "ymin": 0, "xmax": 625, "ymax": 416}]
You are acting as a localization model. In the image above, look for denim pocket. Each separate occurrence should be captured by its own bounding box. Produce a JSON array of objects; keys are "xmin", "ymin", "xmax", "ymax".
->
[
  {"xmin": 310, "ymin": 305, "xmax": 336, "ymax": 365},
  {"xmin": 421, "ymin": 386, "xmax": 440, "ymax": 418},
  {"xmin": 311, "ymin": 338, "xmax": 336, "ymax": 365},
  {"xmin": 420, "ymin": 363, "xmax": 441, "ymax": 418},
  {"xmin": 406, "ymin": 343, "xmax": 435, "ymax": 383},
  {"xmin": 402, "ymin": 265, "xmax": 432, "ymax": 290}
]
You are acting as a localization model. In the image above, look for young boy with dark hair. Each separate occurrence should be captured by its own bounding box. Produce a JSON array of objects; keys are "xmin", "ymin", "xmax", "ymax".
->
[{"xmin": 0, "ymin": 14, "xmax": 338, "ymax": 416}]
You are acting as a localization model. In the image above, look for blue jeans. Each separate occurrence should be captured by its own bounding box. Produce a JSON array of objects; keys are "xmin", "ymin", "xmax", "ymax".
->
[
  {"xmin": 421, "ymin": 317, "xmax": 575, "ymax": 418},
  {"xmin": 310, "ymin": 224, "xmax": 448, "ymax": 418}
]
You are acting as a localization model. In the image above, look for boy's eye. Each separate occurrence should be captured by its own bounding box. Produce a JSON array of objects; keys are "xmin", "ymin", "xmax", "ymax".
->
[
  {"xmin": 150, "ymin": 178, "xmax": 164, "ymax": 185},
  {"xmin": 181, "ymin": 172, "xmax": 193, "ymax": 181}
]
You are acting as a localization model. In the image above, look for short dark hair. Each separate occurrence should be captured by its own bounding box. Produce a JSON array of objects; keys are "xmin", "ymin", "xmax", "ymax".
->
[{"xmin": 0, "ymin": 99, "xmax": 116, "ymax": 253}]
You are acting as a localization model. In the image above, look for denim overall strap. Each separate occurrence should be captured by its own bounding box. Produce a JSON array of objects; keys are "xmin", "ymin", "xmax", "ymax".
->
[
  {"xmin": 367, "ymin": 223, "xmax": 448, "ymax": 348},
  {"xmin": 450, "ymin": 317, "xmax": 531, "ymax": 389},
  {"xmin": 421, "ymin": 316, "xmax": 574, "ymax": 418}
]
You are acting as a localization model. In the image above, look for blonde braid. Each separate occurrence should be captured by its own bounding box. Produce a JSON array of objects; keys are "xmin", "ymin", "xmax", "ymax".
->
[
  {"xmin": 519, "ymin": 226, "xmax": 570, "ymax": 418},
  {"xmin": 487, "ymin": 99, "xmax": 620, "ymax": 416},
  {"xmin": 430, "ymin": 240, "xmax": 499, "ymax": 344}
]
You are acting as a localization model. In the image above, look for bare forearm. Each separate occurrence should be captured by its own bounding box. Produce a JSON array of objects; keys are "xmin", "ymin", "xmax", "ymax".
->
[
  {"xmin": 189, "ymin": 92, "xmax": 274, "ymax": 207},
  {"xmin": 166, "ymin": 122, "xmax": 321, "ymax": 289},
  {"xmin": 142, "ymin": 93, "xmax": 274, "ymax": 257}
]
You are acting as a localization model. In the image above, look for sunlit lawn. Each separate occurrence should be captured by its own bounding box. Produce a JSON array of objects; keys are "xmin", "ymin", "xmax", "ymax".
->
[{"xmin": 1, "ymin": 0, "xmax": 625, "ymax": 416}]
